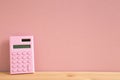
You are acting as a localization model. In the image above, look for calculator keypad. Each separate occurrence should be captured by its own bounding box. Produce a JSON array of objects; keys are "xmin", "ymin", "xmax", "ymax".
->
[{"xmin": 11, "ymin": 51, "xmax": 32, "ymax": 73}]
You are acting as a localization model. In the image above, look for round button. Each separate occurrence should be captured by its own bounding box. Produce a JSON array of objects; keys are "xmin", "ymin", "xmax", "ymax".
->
[
  {"xmin": 27, "ymin": 60, "xmax": 30, "ymax": 63},
  {"xmin": 17, "ymin": 65, "xmax": 22, "ymax": 68},
  {"xmin": 27, "ymin": 52, "xmax": 31, "ymax": 55},
  {"xmin": 22, "ymin": 68, "xmax": 27, "ymax": 72},
  {"xmin": 22, "ymin": 52, "xmax": 26, "ymax": 55},
  {"xmin": 12, "ymin": 61, "xmax": 16, "ymax": 64},
  {"xmin": 22, "ymin": 65, "xmax": 26, "ymax": 68},
  {"xmin": 12, "ymin": 57, "xmax": 16, "ymax": 60},
  {"xmin": 22, "ymin": 56, "xmax": 26, "ymax": 59},
  {"xmin": 17, "ymin": 52, "xmax": 21, "ymax": 55},
  {"xmin": 12, "ymin": 65, "xmax": 17, "ymax": 68},
  {"xmin": 17, "ymin": 69, "xmax": 22, "ymax": 72},
  {"xmin": 12, "ymin": 52, "xmax": 16, "ymax": 55},
  {"xmin": 19, "ymin": 58, "xmax": 23, "ymax": 60},
  {"xmin": 27, "ymin": 56, "xmax": 31, "ymax": 59},
  {"xmin": 17, "ymin": 60, "xmax": 22, "ymax": 63},
  {"xmin": 12, "ymin": 68, "xmax": 17, "ymax": 72},
  {"xmin": 22, "ymin": 60, "xmax": 27, "ymax": 63},
  {"xmin": 17, "ymin": 56, "xmax": 22, "ymax": 59}
]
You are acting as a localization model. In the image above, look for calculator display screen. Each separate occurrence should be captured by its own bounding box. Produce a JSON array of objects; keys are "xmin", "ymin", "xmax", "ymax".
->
[{"xmin": 13, "ymin": 45, "xmax": 31, "ymax": 49}]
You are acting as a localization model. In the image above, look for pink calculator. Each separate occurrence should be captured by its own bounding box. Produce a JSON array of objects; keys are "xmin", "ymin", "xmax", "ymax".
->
[{"xmin": 10, "ymin": 36, "xmax": 35, "ymax": 74}]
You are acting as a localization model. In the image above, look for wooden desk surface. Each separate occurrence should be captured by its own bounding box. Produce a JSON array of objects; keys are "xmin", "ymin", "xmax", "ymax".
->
[{"xmin": 0, "ymin": 72, "xmax": 120, "ymax": 80}]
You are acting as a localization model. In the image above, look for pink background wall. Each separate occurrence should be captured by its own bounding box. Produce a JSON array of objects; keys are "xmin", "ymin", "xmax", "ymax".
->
[{"xmin": 0, "ymin": 0, "xmax": 120, "ymax": 72}]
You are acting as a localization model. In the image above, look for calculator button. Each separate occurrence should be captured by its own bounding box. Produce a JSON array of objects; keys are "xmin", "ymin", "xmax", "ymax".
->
[
  {"xmin": 27, "ymin": 52, "xmax": 30, "ymax": 55},
  {"xmin": 17, "ymin": 52, "xmax": 21, "ymax": 55},
  {"xmin": 17, "ymin": 69, "xmax": 22, "ymax": 72},
  {"xmin": 12, "ymin": 60, "xmax": 17, "ymax": 64},
  {"xmin": 22, "ymin": 65, "xmax": 26, "ymax": 68},
  {"xmin": 22, "ymin": 56, "xmax": 26, "ymax": 59},
  {"xmin": 17, "ymin": 60, "xmax": 22, "ymax": 63},
  {"xmin": 17, "ymin": 65, "xmax": 22, "ymax": 68},
  {"xmin": 12, "ymin": 52, "xmax": 16, "ymax": 56},
  {"xmin": 22, "ymin": 60, "xmax": 27, "ymax": 63},
  {"xmin": 12, "ymin": 57, "xmax": 16, "ymax": 59},
  {"xmin": 12, "ymin": 68, "xmax": 17, "ymax": 72},
  {"xmin": 12, "ymin": 65, "xmax": 17, "ymax": 68},
  {"xmin": 19, "ymin": 59, "xmax": 23, "ymax": 62},
  {"xmin": 22, "ymin": 68, "xmax": 27, "ymax": 72},
  {"xmin": 17, "ymin": 56, "xmax": 22, "ymax": 59},
  {"xmin": 27, "ymin": 64, "xmax": 31, "ymax": 71},
  {"xmin": 27, "ymin": 56, "xmax": 31, "ymax": 59},
  {"xmin": 27, "ymin": 60, "xmax": 30, "ymax": 63},
  {"xmin": 22, "ymin": 56, "xmax": 25, "ymax": 59},
  {"xmin": 12, "ymin": 52, "xmax": 15, "ymax": 54},
  {"xmin": 22, "ymin": 52, "xmax": 26, "ymax": 55}
]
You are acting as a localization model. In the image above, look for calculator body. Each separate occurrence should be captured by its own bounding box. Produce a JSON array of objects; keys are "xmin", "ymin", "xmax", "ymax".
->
[{"xmin": 10, "ymin": 36, "xmax": 34, "ymax": 74}]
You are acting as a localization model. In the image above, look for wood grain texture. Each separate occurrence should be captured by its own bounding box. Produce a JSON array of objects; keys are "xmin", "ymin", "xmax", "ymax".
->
[{"xmin": 0, "ymin": 72, "xmax": 120, "ymax": 80}]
